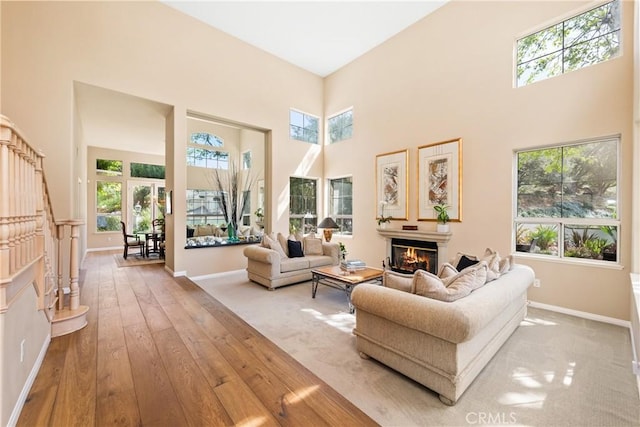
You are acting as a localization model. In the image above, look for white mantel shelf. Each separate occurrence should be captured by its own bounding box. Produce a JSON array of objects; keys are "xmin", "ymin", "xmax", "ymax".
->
[{"xmin": 376, "ymin": 228, "xmax": 452, "ymax": 244}]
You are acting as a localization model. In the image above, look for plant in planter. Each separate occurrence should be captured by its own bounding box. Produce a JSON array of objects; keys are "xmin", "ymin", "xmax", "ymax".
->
[
  {"xmin": 433, "ymin": 204, "xmax": 450, "ymax": 232},
  {"xmin": 378, "ymin": 201, "xmax": 392, "ymax": 228},
  {"xmin": 529, "ymin": 225, "xmax": 557, "ymax": 255},
  {"xmin": 254, "ymin": 207, "xmax": 264, "ymax": 228},
  {"xmin": 339, "ymin": 242, "xmax": 347, "ymax": 260},
  {"xmin": 515, "ymin": 224, "xmax": 533, "ymax": 252}
]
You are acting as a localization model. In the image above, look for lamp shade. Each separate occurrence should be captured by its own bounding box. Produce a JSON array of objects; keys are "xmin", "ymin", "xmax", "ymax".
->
[{"xmin": 317, "ymin": 217, "xmax": 339, "ymax": 229}]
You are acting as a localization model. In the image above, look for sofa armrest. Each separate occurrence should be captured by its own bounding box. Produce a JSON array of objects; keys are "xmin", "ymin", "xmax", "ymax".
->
[
  {"xmin": 243, "ymin": 245, "xmax": 281, "ymax": 265},
  {"xmin": 351, "ymin": 284, "xmax": 472, "ymax": 343},
  {"xmin": 322, "ymin": 242, "xmax": 340, "ymax": 264}
]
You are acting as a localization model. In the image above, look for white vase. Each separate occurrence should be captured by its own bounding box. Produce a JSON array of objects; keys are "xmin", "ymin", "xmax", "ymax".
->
[
  {"xmin": 379, "ymin": 222, "xmax": 387, "ymax": 229},
  {"xmin": 437, "ymin": 223, "xmax": 449, "ymax": 233}
]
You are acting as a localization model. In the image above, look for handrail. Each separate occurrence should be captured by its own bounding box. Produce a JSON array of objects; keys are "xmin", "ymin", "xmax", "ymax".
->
[{"xmin": 0, "ymin": 115, "xmax": 87, "ymax": 334}]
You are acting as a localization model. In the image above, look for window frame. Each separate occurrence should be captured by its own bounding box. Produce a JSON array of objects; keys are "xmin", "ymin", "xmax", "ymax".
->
[
  {"xmin": 327, "ymin": 107, "xmax": 353, "ymax": 144},
  {"xmin": 289, "ymin": 109, "xmax": 320, "ymax": 144},
  {"xmin": 515, "ymin": 0, "xmax": 621, "ymax": 87},
  {"xmin": 328, "ymin": 176, "xmax": 353, "ymax": 236},
  {"xmin": 186, "ymin": 132, "xmax": 229, "ymax": 170},
  {"xmin": 289, "ymin": 176, "xmax": 318, "ymax": 234},
  {"xmin": 513, "ymin": 136, "xmax": 620, "ymax": 266}
]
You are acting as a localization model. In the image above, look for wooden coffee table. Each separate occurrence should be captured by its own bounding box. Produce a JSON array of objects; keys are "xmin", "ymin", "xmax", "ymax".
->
[{"xmin": 311, "ymin": 265, "xmax": 384, "ymax": 313}]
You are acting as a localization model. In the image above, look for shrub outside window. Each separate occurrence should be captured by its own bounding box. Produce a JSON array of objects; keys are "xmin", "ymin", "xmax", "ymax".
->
[
  {"xmin": 289, "ymin": 177, "xmax": 317, "ymax": 234},
  {"xmin": 290, "ymin": 109, "xmax": 319, "ymax": 144},
  {"xmin": 514, "ymin": 137, "xmax": 619, "ymax": 263},
  {"xmin": 96, "ymin": 181, "xmax": 122, "ymax": 232},
  {"xmin": 328, "ymin": 108, "xmax": 353, "ymax": 144},
  {"xmin": 329, "ymin": 177, "xmax": 353, "ymax": 236},
  {"xmin": 516, "ymin": 0, "xmax": 620, "ymax": 87}
]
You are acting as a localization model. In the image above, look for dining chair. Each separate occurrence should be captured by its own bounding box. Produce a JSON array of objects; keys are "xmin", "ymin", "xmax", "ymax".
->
[{"xmin": 121, "ymin": 221, "xmax": 145, "ymax": 259}]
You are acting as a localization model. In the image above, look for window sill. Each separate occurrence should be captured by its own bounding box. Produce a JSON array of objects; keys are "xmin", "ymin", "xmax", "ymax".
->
[{"xmin": 513, "ymin": 252, "xmax": 624, "ymax": 270}]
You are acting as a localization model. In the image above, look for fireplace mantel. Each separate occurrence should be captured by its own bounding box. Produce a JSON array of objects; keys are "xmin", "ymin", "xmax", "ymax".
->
[
  {"xmin": 377, "ymin": 228, "xmax": 452, "ymax": 271},
  {"xmin": 376, "ymin": 228, "xmax": 452, "ymax": 244}
]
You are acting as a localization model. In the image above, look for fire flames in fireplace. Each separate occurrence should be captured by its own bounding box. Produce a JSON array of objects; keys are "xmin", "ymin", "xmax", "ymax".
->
[{"xmin": 390, "ymin": 239, "xmax": 437, "ymax": 274}]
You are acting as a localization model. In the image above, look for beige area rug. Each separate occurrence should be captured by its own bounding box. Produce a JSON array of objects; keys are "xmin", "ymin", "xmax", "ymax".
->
[
  {"xmin": 196, "ymin": 271, "xmax": 640, "ymax": 427},
  {"xmin": 113, "ymin": 253, "xmax": 164, "ymax": 268}
]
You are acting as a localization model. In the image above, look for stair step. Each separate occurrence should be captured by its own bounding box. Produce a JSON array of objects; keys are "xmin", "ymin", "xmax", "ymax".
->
[{"xmin": 51, "ymin": 305, "xmax": 89, "ymax": 337}]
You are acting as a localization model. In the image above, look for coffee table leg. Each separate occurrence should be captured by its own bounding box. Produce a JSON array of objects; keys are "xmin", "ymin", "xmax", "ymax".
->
[
  {"xmin": 312, "ymin": 273, "xmax": 319, "ymax": 298},
  {"xmin": 346, "ymin": 284, "xmax": 355, "ymax": 314}
]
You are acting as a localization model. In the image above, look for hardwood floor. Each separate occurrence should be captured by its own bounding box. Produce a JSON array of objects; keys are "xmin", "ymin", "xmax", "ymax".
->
[{"xmin": 18, "ymin": 251, "xmax": 377, "ymax": 426}]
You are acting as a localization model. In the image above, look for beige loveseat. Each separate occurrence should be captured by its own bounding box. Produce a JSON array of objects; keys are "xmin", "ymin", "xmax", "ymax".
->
[
  {"xmin": 243, "ymin": 233, "xmax": 340, "ymax": 290},
  {"xmin": 351, "ymin": 256, "xmax": 534, "ymax": 405}
]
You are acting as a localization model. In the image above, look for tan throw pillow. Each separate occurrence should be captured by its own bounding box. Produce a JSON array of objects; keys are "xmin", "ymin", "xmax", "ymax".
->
[
  {"xmin": 413, "ymin": 269, "xmax": 474, "ymax": 302},
  {"xmin": 438, "ymin": 263, "xmax": 458, "ymax": 279},
  {"xmin": 482, "ymin": 249, "xmax": 501, "ymax": 282},
  {"xmin": 261, "ymin": 232, "xmax": 276, "ymax": 248},
  {"xmin": 268, "ymin": 234, "xmax": 288, "ymax": 258},
  {"xmin": 499, "ymin": 254, "xmax": 514, "ymax": 274},
  {"xmin": 383, "ymin": 270, "xmax": 414, "ymax": 293},
  {"xmin": 442, "ymin": 261, "xmax": 488, "ymax": 292},
  {"xmin": 303, "ymin": 237, "xmax": 323, "ymax": 256},
  {"xmin": 277, "ymin": 232, "xmax": 290, "ymax": 257}
]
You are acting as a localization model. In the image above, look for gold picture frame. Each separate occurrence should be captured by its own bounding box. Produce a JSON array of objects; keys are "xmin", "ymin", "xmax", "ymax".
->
[
  {"xmin": 418, "ymin": 138, "xmax": 462, "ymax": 221},
  {"xmin": 375, "ymin": 149, "xmax": 409, "ymax": 221}
]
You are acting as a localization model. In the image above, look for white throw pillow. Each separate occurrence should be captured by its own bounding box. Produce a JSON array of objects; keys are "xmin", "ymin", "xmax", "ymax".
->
[{"xmin": 413, "ymin": 269, "xmax": 474, "ymax": 302}]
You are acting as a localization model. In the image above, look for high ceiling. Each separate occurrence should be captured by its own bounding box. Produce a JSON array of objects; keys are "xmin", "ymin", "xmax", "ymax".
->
[{"xmin": 162, "ymin": 1, "xmax": 448, "ymax": 77}]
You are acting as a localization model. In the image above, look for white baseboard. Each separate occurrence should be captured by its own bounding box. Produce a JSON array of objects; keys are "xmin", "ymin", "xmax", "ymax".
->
[
  {"xmin": 189, "ymin": 269, "xmax": 246, "ymax": 282},
  {"xmin": 528, "ymin": 300, "xmax": 630, "ymax": 328},
  {"xmin": 8, "ymin": 334, "xmax": 51, "ymax": 427}
]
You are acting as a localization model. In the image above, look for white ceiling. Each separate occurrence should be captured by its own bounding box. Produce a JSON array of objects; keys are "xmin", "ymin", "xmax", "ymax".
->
[{"xmin": 162, "ymin": 1, "xmax": 448, "ymax": 77}]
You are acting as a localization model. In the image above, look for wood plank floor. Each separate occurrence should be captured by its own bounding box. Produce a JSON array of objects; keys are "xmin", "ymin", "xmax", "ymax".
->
[{"xmin": 18, "ymin": 251, "xmax": 377, "ymax": 427}]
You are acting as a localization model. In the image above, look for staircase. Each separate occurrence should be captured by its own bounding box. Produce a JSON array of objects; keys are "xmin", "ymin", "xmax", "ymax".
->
[{"xmin": 0, "ymin": 115, "xmax": 88, "ymax": 337}]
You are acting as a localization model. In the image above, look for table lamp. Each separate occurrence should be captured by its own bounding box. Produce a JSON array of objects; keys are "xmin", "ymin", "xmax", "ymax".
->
[{"xmin": 317, "ymin": 217, "xmax": 339, "ymax": 242}]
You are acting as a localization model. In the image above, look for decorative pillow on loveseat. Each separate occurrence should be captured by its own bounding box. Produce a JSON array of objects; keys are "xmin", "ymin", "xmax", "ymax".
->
[
  {"xmin": 412, "ymin": 269, "xmax": 476, "ymax": 302},
  {"xmin": 287, "ymin": 239, "xmax": 305, "ymax": 258},
  {"xmin": 303, "ymin": 236, "xmax": 323, "ymax": 256}
]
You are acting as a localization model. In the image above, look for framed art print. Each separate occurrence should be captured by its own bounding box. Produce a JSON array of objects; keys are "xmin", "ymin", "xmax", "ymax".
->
[
  {"xmin": 418, "ymin": 138, "xmax": 462, "ymax": 221},
  {"xmin": 375, "ymin": 149, "xmax": 408, "ymax": 221}
]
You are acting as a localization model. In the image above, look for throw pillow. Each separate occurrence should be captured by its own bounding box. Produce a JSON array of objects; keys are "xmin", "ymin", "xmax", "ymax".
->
[
  {"xmin": 481, "ymin": 249, "xmax": 501, "ymax": 282},
  {"xmin": 413, "ymin": 269, "xmax": 474, "ymax": 302},
  {"xmin": 383, "ymin": 270, "xmax": 414, "ymax": 293},
  {"xmin": 277, "ymin": 232, "xmax": 290, "ymax": 257},
  {"xmin": 442, "ymin": 261, "xmax": 488, "ymax": 292},
  {"xmin": 456, "ymin": 254, "xmax": 479, "ymax": 271},
  {"xmin": 303, "ymin": 237, "xmax": 323, "ymax": 256},
  {"xmin": 438, "ymin": 263, "xmax": 458, "ymax": 279},
  {"xmin": 499, "ymin": 254, "xmax": 514, "ymax": 274},
  {"xmin": 287, "ymin": 240, "xmax": 305, "ymax": 258},
  {"xmin": 265, "ymin": 234, "xmax": 288, "ymax": 258},
  {"xmin": 261, "ymin": 232, "xmax": 276, "ymax": 248}
]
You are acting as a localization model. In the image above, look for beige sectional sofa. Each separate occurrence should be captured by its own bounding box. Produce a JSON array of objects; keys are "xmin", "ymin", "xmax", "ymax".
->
[
  {"xmin": 351, "ymin": 259, "xmax": 534, "ymax": 405},
  {"xmin": 243, "ymin": 233, "xmax": 340, "ymax": 290}
]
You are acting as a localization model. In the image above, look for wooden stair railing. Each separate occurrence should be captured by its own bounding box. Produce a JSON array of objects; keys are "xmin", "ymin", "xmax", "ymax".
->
[{"xmin": 0, "ymin": 115, "xmax": 88, "ymax": 337}]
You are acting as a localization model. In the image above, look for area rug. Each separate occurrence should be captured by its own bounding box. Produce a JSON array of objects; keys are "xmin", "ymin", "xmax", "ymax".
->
[
  {"xmin": 195, "ymin": 271, "xmax": 640, "ymax": 427},
  {"xmin": 113, "ymin": 253, "xmax": 164, "ymax": 268}
]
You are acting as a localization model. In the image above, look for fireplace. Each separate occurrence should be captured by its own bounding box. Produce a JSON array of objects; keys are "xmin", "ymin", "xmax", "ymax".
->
[
  {"xmin": 390, "ymin": 238, "xmax": 438, "ymax": 274},
  {"xmin": 377, "ymin": 228, "xmax": 452, "ymax": 275}
]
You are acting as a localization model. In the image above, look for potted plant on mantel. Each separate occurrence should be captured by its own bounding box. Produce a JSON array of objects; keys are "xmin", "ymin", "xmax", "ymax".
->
[
  {"xmin": 434, "ymin": 204, "xmax": 450, "ymax": 232},
  {"xmin": 378, "ymin": 201, "xmax": 392, "ymax": 229}
]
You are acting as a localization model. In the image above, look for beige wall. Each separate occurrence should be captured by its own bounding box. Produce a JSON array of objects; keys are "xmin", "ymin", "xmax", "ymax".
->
[
  {"xmin": 0, "ymin": 0, "xmax": 636, "ymax": 320},
  {"xmin": 324, "ymin": 0, "xmax": 635, "ymax": 320},
  {"xmin": 1, "ymin": 1, "xmax": 324, "ymax": 276}
]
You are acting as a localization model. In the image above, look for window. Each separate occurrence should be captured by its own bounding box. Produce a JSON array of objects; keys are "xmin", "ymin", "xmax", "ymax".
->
[
  {"xmin": 187, "ymin": 132, "xmax": 229, "ymax": 169},
  {"xmin": 96, "ymin": 181, "xmax": 122, "ymax": 232},
  {"xmin": 186, "ymin": 189, "xmax": 227, "ymax": 226},
  {"xmin": 329, "ymin": 177, "xmax": 353, "ymax": 235},
  {"xmin": 242, "ymin": 151, "xmax": 251, "ymax": 170},
  {"xmin": 514, "ymin": 136, "xmax": 619, "ymax": 263},
  {"xmin": 96, "ymin": 159, "xmax": 122, "ymax": 176},
  {"xmin": 328, "ymin": 108, "xmax": 353, "ymax": 144},
  {"xmin": 290, "ymin": 109, "xmax": 319, "ymax": 144},
  {"xmin": 516, "ymin": 0, "xmax": 620, "ymax": 87},
  {"xmin": 131, "ymin": 162, "xmax": 166, "ymax": 179},
  {"xmin": 289, "ymin": 177, "xmax": 317, "ymax": 234},
  {"xmin": 242, "ymin": 190, "xmax": 251, "ymax": 226}
]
